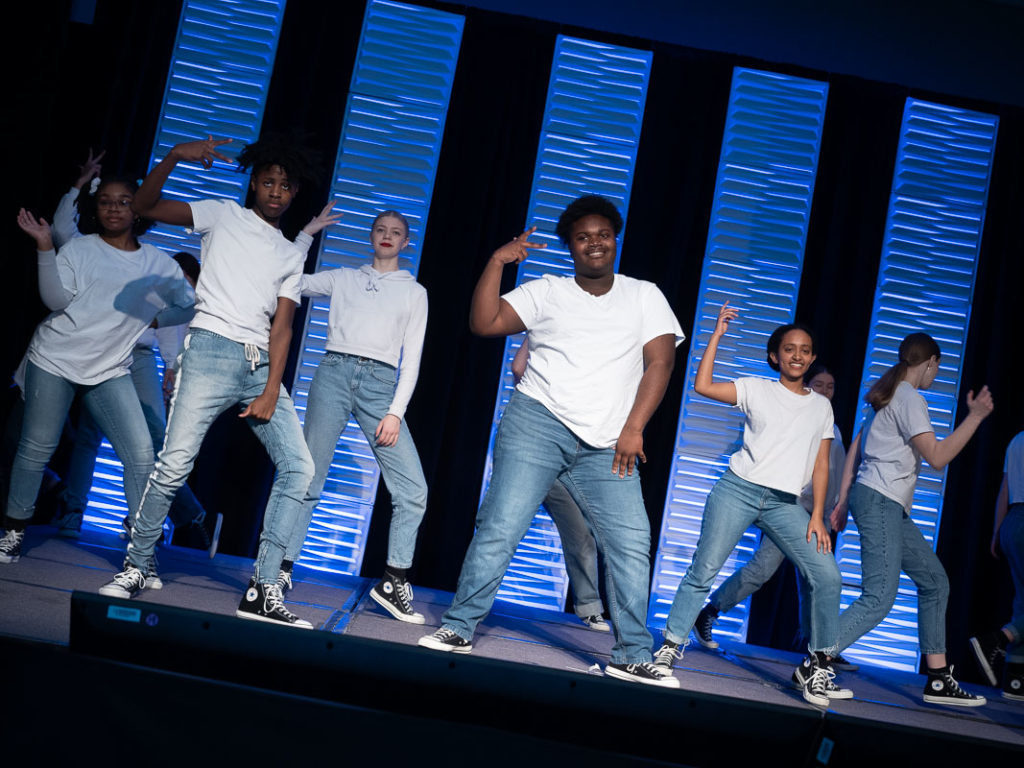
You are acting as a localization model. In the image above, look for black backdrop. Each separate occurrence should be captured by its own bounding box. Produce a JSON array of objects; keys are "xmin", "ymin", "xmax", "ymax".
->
[{"xmin": 7, "ymin": 0, "xmax": 1023, "ymax": 681}]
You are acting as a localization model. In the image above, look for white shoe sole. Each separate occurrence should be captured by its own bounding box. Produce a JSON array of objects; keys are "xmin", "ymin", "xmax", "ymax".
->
[
  {"xmin": 234, "ymin": 609, "xmax": 313, "ymax": 630},
  {"xmin": 604, "ymin": 666, "xmax": 681, "ymax": 689},
  {"xmin": 691, "ymin": 630, "xmax": 719, "ymax": 650},
  {"xmin": 370, "ymin": 585, "xmax": 426, "ymax": 624},
  {"xmin": 923, "ymin": 694, "xmax": 986, "ymax": 706},
  {"xmin": 417, "ymin": 635, "xmax": 472, "ymax": 653},
  {"xmin": 969, "ymin": 636, "xmax": 1000, "ymax": 686},
  {"xmin": 207, "ymin": 513, "xmax": 223, "ymax": 559}
]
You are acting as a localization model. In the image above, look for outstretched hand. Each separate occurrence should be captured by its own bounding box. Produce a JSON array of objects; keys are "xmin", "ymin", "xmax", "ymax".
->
[
  {"xmin": 172, "ymin": 135, "xmax": 233, "ymax": 169},
  {"xmin": 966, "ymin": 385, "xmax": 994, "ymax": 420},
  {"xmin": 17, "ymin": 208, "xmax": 54, "ymax": 251},
  {"xmin": 302, "ymin": 200, "xmax": 344, "ymax": 236},
  {"xmin": 713, "ymin": 301, "xmax": 738, "ymax": 338},
  {"xmin": 75, "ymin": 147, "xmax": 105, "ymax": 190},
  {"xmin": 491, "ymin": 226, "xmax": 546, "ymax": 265}
]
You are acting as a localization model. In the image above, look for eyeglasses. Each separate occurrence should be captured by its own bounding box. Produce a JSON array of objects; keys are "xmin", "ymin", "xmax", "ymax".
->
[{"xmin": 97, "ymin": 199, "xmax": 132, "ymax": 210}]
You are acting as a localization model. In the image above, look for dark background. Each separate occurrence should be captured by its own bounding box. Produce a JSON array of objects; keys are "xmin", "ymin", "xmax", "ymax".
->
[{"xmin": 6, "ymin": 0, "xmax": 1022, "ymax": 680}]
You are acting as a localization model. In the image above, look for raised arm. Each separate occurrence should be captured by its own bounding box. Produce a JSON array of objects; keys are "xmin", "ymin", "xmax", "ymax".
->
[
  {"xmin": 134, "ymin": 137, "xmax": 232, "ymax": 226},
  {"xmin": 239, "ymin": 297, "xmax": 295, "ymax": 421},
  {"xmin": 612, "ymin": 333, "xmax": 676, "ymax": 478},
  {"xmin": 469, "ymin": 227, "xmax": 545, "ymax": 337},
  {"xmin": 693, "ymin": 301, "xmax": 738, "ymax": 404},
  {"xmin": 910, "ymin": 386, "xmax": 994, "ymax": 470},
  {"xmin": 807, "ymin": 437, "xmax": 833, "ymax": 553}
]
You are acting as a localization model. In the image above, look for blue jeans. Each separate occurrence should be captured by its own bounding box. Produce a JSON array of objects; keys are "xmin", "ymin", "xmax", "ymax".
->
[
  {"xmin": 441, "ymin": 391, "xmax": 654, "ymax": 664},
  {"xmin": 664, "ymin": 470, "xmax": 841, "ymax": 655},
  {"xmin": 288, "ymin": 352, "xmax": 427, "ymax": 569},
  {"xmin": 836, "ymin": 483, "xmax": 950, "ymax": 655},
  {"xmin": 1000, "ymin": 503, "xmax": 1024, "ymax": 663},
  {"xmin": 126, "ymin": 329, "xmax": 313, "ymax": 582},
  {"xmin": 545, "ymin": 478, "xmax": 604, "ymax": 617},
  {"xmin": 6, "ymin": 362, "xmax": 153, "ymax": 523},
  {"xmin": 65, "ymin": 345, "xmax": 207, "ymax": 527}
]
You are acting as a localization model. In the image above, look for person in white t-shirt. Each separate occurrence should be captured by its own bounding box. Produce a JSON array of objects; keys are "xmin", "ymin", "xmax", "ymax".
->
[
  {"xmin": 831, "ymin": 332, "xmax": 993, "ymax": 706},
  {"xmin": 281, "ymin": 210, "xmax": 431, "ymax": 624},
  {"xmin": 1, "ymin": 178, "xmax": 195, "ymax": 565},
  {"xmin": 652, "ymin": 303, "xmax": 848, "ymax": 708},
  {"xmin": 692, "ymin": 362, "xmax": 858, "ymax": 667},
  {"xmin": 418, "ymin": 195, "xmax": 685, "ymax": 689},
  {"xmin": 98, "ymin": 135, "xmax": 340, "ymax": 630}
]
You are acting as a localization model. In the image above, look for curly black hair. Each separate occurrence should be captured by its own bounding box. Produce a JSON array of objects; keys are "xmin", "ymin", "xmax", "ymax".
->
[
  {"xmin": 554, "ymin": 195, "xmax": 624, "ymax": 245},
  {"xmin": 766, "ymin": 322, "xmax": 816, "ymax": 371},
  {"xmin": 76, "ymin": 176, "xmax": 155, "ymax": 239},
  {"xmin": 236, "ymin": 131, "xmax": 323, "ymax": 190}
]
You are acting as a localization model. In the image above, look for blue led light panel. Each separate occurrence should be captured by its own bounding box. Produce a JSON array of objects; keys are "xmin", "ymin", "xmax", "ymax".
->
[
  {"xmin": 480, "ymin": 35, "xmax": 652, "ymax": 612},
  {"xmin": 290, "ymin": 0, "xmax": 464, "ymax": 577},
  {"xmin": 83, "ymin": 0, "xmax": 287, "ymax": 536},
  {"xmin": 648, "ymin": 68, "xmax": 829, "ymax": 639},
  {"xmin": 836, "ymin": 98, "xmax": 997, "ymax": 672}
]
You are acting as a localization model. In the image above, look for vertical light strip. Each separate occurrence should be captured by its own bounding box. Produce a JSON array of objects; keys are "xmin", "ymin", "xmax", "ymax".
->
[
  {"xmin": 84, "ymin": 0, "xmax": 288, "ymax": 535},
  {"xmin": 481, "ymin": 35, "xmax": 652, "ymax": 612},
  {"xmin": 290, "ymin": 0, "xmax": 464, "ymax": 577},
  {"xmin": 648, "ymin": 68, "xmax": 829, "ymax": 639},
  {"xmin": 836, "ymin": 99, "xmax": 998, "ymax": 672}
]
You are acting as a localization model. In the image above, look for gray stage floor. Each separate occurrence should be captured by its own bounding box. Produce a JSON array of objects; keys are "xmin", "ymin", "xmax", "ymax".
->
[{"xmin": 2, "ymin": 524, "xmax": 1022, "ymax": 749}]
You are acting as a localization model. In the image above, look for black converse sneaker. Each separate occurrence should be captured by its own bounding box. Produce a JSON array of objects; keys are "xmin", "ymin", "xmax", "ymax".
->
[
  {"xmin": 923, "ymin": 666, "xmax": 986, "ymax": 706},
  {"xmin": 1003, "ymin": 662, "xmax": 1024, "ymax": 701},
  {"xmin": 417, "ymin": 627, "xmax": 472, "ymax": 653},
  {"xmin": 605, "ymin": 661, "xmax": 681, "ymax": 689},
  {"xmin": 99, "ymin": 564, "xmax": 148, "ymax": 598},
  {"xmin": 144, "ymin": 557, "xmax": 163, "ymax": 590},
  {"xmin": 52, "ymin": 506, "xmax": 83, "ymax": 539},
  {"xmin": 793, "ymin": 654, "xmax": 854, "ymax": 706},
  {"xmin": 969, "ymin": 630, "xmax": 1008, "ymax": 686},
  {"xmin": 236, "ymin": 579, "xmax": 313, "ymax": 629},
  {"xmin": 653, "ymin": 639, "xmax": 686, "ymax": 670},
  {"xmin": 692, "ymin": 605, "xmax": 719, "ymax": 649},
  {"xmin": 581, "ymin": 614, "xmax": 611, "ymax": 632},
  {"xmin": 370, "ymin": 572, "xmax": 425, "ymax": 624},
  {"xmin": 185, "ymin": 512, "xmax": 223, "ymax": 559},
  {"xmin": 0, "ymin": 530, "xmax": 25, "ymax": 564}
]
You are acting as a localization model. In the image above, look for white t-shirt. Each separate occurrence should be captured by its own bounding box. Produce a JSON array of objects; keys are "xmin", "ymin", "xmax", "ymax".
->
[
  {"xmin": 27, "ymin": 234, "xmax": 195, "ymax": 385},
  {"xmin": 300, "ymin": 265, "xmax": 428, "ymax": 420},
  {"xmin": 857, "ymin": 381, "xmax": 934, "ymax": 510},
  {"xmin": 502, "ymin": 273, "xmax": 684, "ymax": 449},
  {"xmin": 188, "ymin": 199, "xmax": 304, "ymax": 349},
  {"xmin": 799, "ymin": 424, "xmax": 846, "ymax": 514},
  {"xmin": 1005, "ymin": 431, "xmax": 1024, "ymax": 505},
  {"xmin": 729, "ymin": 377, "xmax": 835, "ymax": 497}
]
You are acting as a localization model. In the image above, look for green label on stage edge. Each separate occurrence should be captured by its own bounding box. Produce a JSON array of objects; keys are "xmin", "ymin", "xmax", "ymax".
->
[{"xmin": 106, "ymin": 605, "xmax": 142, "ymax": 623}]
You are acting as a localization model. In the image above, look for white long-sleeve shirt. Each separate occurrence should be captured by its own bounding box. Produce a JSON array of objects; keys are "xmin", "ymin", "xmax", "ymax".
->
[{"xmin": 299, "ymin": 265, "xmax": 428, "ymax": 420}]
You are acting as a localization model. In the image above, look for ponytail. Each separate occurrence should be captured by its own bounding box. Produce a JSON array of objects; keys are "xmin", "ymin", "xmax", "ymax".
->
[{"xmin": 865, "ymin": 332, "xmax": 941, "ymax": 411}]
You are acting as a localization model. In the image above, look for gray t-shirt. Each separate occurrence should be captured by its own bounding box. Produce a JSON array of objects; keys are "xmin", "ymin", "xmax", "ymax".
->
[{"xmin": 857, "ymin": 381, "xmax": 934, "ymax": 510}]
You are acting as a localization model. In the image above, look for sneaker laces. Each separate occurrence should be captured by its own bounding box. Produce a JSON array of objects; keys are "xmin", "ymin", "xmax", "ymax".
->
[
  {"xmin": 264, "ymin": 583, "xmax": 299, "ymax": 620},
  {"xmin": 113, "ymin": 566, "xmax": 147, "ymax": 590},
  {"xmin": 394, "ymin": 578, "xmax": 415, "ymax": 611},
  {"xmin": 807, "ymin": 664, "xmax": 835, "ymax": 694},
  {"xmin": 654, "ymin": 642, "xmax": 685, "ymax": 666},
  {"xmin": 0, "ymin": 529, "xmax": 24, "ymax": 549},
  {"xmin": 433, "ymin": 627, "xmax": 460, "ymax": 642},
  {"xmin": 277, "ymin": 569, "xmax": 293, "ymax": 591},
  {"xmin": 936, "ymin": 666, "xmax": 970, "ymax": 697}
]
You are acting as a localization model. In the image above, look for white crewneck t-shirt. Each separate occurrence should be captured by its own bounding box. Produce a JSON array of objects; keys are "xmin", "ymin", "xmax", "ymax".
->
[
  {"xmin": 729, "ymin": 377, "xmax": 835, "ymax": 497},
  {"xmin": 27, "ymin": 234, "xmax": 195, "ymax": 385},
  {"xmin": 501, "ymin": 273, "xmax": 684, "ymax": 449},
  {"xmin": 856, "ymin": 381, "xmax": 935, "ymax": 511},
  {"xmin": 188, "ymin": 199, "xmax": 304, "ymax": 349},
  {"xmin": 299, "ymin": 265, "xmax": 428, "ymax": 420}
]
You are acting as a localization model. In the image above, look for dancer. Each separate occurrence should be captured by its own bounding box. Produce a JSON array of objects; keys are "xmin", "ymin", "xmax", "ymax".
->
[
  {"xmin": 47, "ymin": 154, "xmax": 219, "ymax": 552},
  {"xmin": 1, "ymin": 179, "xmax": 195, "ymax": 564},
  {"xmin": 970, "ymin": 429, "xmax": 1024, "ymax": 700},
  {"xmin": 691, "ymin": 363, "xmax": 856, "ymax": 669},
  {"xmin": 418, "ymin": 195, "xmax": 685, "ymax": 689},
  {"xmin": 653, "ymin": 304, "xmax": 848, "ymax": 708},
  {"xmin": 511, "ymin": 339, "xmax": 608, "ymax": 631},
  {"xmin": 831, "ymin": 332, "xmax": 993, "ymax": 706},
  {"xmin": 282, "ymin": 209, "xmax": 430, "ymax": 624},
  {"xmin": 98, "ymin": 135, "xmax": 337, "ymax": 630}
]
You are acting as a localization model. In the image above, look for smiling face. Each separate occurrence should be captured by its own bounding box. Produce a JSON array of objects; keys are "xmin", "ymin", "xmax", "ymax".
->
[
  {"xmin": 568, "ymin": 214, "xmax": 617, "ymax": 279},
  {"xmin": 370, "ymin": 214, "xmax": 410, "ymax": 260},
  {"xmin": 771, "ymin": 329, "xmax": 816, "ymax": 384},
  {"xmin": 808, "ymin": 370, "xmax": 835, "ymax": 400},
  {"xmin": 249, "ymin": 164, "xmax": 295, "ymax": 226},
  {"xmin": 95, "ymin": 182, "xmax": 135, "ymax": 235}
]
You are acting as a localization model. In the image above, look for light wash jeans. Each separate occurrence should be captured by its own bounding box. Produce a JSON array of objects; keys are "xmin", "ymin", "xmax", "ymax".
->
[
  {"xmin": 664, "ymin": 470, "xmax": 841, "ymax": 655},
  {"xmin": 441, "ymin": 391, "xmax": 654, "ymax": 664},
  {"xmin": 126, "ymin": 329, "xmax": 313, "ymax": 583},
  {"xmin": 64, "ymin": 345, "xmax": 206, "ymax": 527},
  {"xmin": 6, "ymin": 362, "xmax": 153, "ymax": 523},
  {"xmin": 287, "ymin": 352, "xmax": 427, "ymax": 569},
  {"xmin": 1002, "ymin": 504, "xmax": 1024, "ymax": 663},
  {"xmin": 836, "ymin": 483, "xmax": 950, "ymax": 655},
  {"xmin": 545, "ymin": 478, "xmax": 604, "ymax": 618}
]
